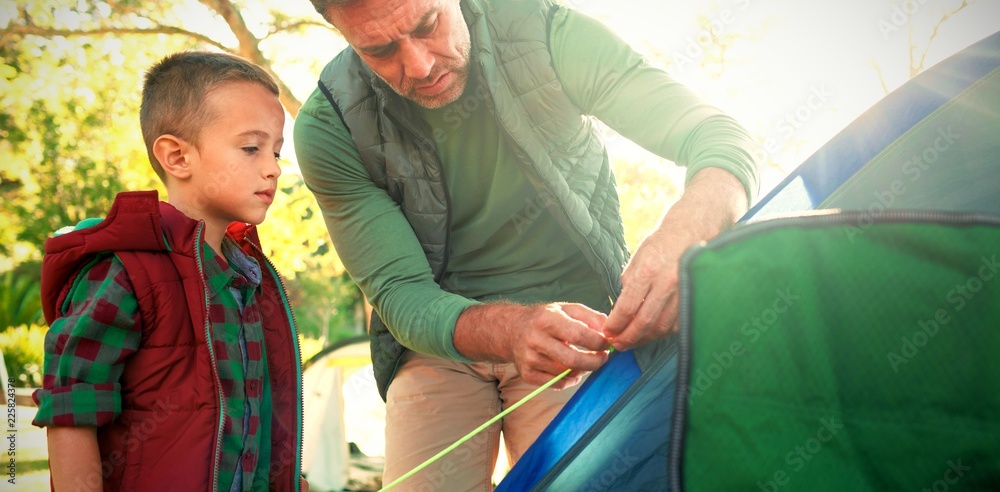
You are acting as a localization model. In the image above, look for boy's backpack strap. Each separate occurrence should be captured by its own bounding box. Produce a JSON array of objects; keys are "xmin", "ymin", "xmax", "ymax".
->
[
  {"xmin": 114, "ymin": 252, "xmax": 159, "ymax": 341},
  {"xmin": 114, "ymin": 248, "xmax": 197, "ymax": 348}
]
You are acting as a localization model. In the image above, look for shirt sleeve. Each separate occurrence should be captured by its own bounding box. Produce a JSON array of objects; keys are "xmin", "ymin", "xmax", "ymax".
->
[
  {"xmin": 32, "ymin": 255, "xmax": 142, "ymax": 428},
  {"xmin": 549, "ymin": 7, "xmax": 761, "ymax": 204},
  {"xmin": 293, "ymin": 89, "xmax": 478, "ymax": 362}
]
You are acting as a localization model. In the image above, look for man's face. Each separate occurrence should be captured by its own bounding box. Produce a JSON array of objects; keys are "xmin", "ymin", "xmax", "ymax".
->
[{"xmin": 328, "ymin": 0, "xmax": 472, "ymax": 109}]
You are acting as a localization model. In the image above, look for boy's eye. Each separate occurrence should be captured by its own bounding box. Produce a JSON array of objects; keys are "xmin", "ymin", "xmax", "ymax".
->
[
  {"xmin": 274, "ymin": 152, "xmax": 282, "ymax": 160},
  {"xmin": 242, "ymin": 146, "xmax": 259, "ymax": 155}
]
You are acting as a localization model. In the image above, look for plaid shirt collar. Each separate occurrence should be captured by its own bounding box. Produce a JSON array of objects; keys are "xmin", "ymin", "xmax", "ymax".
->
[{"xmin": 202, "ymin": 237, "xmax": 262, "ymax": 297}]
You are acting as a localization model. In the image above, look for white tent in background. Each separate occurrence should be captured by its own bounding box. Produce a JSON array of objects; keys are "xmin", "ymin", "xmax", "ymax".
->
[{"xmin": 302, "ymin": 336, "xmax": 385, "ymax": 491}]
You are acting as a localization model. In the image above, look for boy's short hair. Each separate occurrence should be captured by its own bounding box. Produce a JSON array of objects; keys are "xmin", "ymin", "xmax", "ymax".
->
[{"xmin": 140, "ymin": 51, "xmax": 280, "ymax": 181}]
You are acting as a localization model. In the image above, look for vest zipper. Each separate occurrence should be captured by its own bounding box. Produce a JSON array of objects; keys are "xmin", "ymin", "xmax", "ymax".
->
[
  {"xmin": 381, "ymin": 107, "xmax": 454, "ymax": 284},
  {"xmin": 251, "ymin": 242, "xmax": 305, "ymax": 491},
  {"xmin": 380, "ymin": 107, "xmax": 455, "ymax": 391},
  {"xmin": 194, "ymin": 223, "xmax": 226, "ymax": 492},
  {"xmin": 480, "ymin": 57, "xmax": 619, "ymax": 299}
]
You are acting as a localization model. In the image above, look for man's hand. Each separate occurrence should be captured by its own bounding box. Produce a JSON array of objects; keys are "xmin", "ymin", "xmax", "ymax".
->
[
  {"xmin": 603, "ymin": 167, "xmax": 749, "ymax": 351},
  {"xmin": 454, "ymin": 302, "xmax": 610, "ymax": 389},
  {"xmin": 603, "ymin": 225, "xmax": 691, "ymax": 350},
  {"xmin": 514, "ymin": 303, "xmax": 611, "ymax": 388}
]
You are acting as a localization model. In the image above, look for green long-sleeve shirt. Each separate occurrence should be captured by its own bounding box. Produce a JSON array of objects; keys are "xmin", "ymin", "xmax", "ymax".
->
[{"xmin": 294, "ymin": 8, "xmax": 760, "ymax": 362}]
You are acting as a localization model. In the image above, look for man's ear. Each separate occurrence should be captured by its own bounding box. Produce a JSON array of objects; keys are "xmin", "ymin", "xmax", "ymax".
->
[{"xmin": 154, "ymin": 134, "xmax": 194, "ymax": 180}]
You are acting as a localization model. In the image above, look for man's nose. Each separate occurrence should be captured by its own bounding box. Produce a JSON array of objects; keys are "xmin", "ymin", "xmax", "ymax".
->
[{"xmin": 398, "ymin": 38, "xmax": 433, "ymax": 80}]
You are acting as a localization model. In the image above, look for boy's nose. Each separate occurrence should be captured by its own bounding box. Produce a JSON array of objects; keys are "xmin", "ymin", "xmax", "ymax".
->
[{"xmin": 266, "ymin": 156, "xmax": 282, "ymax": 179}]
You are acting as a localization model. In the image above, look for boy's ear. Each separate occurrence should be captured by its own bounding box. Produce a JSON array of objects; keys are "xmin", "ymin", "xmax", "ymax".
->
[{"xmin": 154, "ymin": 134, "xmax": 194, "ymax": 180}]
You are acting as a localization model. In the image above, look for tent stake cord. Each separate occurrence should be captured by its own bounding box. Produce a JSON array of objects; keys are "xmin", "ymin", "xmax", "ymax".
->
[{"xmin": 378, "ymin": 367, "xmax": 574, "ymax": 491}]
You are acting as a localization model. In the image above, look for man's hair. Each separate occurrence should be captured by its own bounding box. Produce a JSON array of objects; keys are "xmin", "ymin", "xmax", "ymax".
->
[
  {"xmin": 140, "ymin": 51, "xmax": 280, "ymax": 181},
  {"xmin": 309, "ymin": 0, "xmax": 358, "ymax": 23}
]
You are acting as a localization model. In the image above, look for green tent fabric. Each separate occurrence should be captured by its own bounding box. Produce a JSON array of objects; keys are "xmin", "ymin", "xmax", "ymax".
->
[{"xmin": 671, "ymin": 212, "xmax": 1000, "ymax": 491}]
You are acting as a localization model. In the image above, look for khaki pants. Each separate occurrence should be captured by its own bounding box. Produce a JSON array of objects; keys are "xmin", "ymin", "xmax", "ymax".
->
[{"xmin": 382, "ymin": 351, "xmax": 581, "ymax": 491}]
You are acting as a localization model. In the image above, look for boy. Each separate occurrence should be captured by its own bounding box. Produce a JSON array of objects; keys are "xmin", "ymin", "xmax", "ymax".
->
[{"xmin": 32, "ymin": 51, "xmax": 305, "ymax": 491}]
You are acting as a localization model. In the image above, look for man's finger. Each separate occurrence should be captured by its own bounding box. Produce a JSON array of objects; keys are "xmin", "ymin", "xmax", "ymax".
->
[
  {"xmin": 604, "ymin": 285, "xmax": 647, "ymax": 338},
  {"xmin": 539, "ymin": 338, "xmax": 608, "ymax": 373},
  {"xmin": 612, "ymin": 288, "xmax": 675, "ymax": 351},
  {"xmin": 559, "ymin": 303, "xmax": 609, "ymax": 333},
  {"xmin": 543, "ymin": 304, "xmax": 610, "ymax": 351},
  {"xmin": 520, "ymin": 356, "xmax": 593, "ymax": 388},
  {"xmin": 554, "ymin": 318, "xmax": 611, "ymax": 352},
  {"xmin": 655, "ymin": 296, "xmax": 680, "ymax": 338}
]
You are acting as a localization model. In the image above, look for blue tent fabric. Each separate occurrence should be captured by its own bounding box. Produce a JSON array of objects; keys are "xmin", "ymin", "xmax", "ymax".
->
[
  {"xmin": 745, "ymin": 29, "xmax": 1000, "ymax": 220},
  {"xmin": 498, "ymin": 29, "xmax": 1000, "ymax": 491},
  {"xmin": 494, "ymin": 350, "xmax": 642, "ymax": 490},
  {"xmin": 496, "ymin": 340, "xmax": 677, "ymax": 491}
]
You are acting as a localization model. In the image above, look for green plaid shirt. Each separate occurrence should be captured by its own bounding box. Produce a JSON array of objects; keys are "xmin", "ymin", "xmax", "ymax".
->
[{"xmin": 33, "ymin": 238, "xmax": 271, "ymax": 491}]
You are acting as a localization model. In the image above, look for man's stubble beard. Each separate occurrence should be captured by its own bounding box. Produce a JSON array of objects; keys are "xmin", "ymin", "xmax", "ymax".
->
[{"xmin": 378, "ymin": 39, "xmax": 472, "ymax": 109}]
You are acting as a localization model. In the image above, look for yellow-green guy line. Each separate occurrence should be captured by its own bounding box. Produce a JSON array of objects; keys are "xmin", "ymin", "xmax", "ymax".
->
[
  {"xmin": 377, "ymin": 367, "xmax": 573, "ymax": 491},
  {"xmin": 379, "ymin": 346, "xmax": 615, "ymax": 491}
]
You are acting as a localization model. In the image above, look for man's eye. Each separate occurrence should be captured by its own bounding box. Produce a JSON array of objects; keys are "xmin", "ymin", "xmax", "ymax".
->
[
  {"xmin": 367, "ymin": 45, "xmax": 396, "ymax": 58},
  {"xmin": 414, "ymin": 19, "xmax": 437, "ymax": 37},
  {"xmin": 242, "ymin": 146, "xmax": 259, "ymax": 155}
]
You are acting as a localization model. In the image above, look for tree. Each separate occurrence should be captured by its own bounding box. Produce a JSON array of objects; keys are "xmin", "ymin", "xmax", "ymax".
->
[
  {"xmin": 0, "ymin": 265, "xmax": 43, "ymax": 329},
  {"xmin": 0, "ymin": 0, "xmax": 364, "ymax": 339},
  {"xmin": 870, "ymin": 0, "xmax": 975, "ymax": 95}
]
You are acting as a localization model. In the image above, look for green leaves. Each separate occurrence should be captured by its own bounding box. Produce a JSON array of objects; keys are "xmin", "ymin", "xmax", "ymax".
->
[
  {"xmin": 0, "ymin": 0, "xmax": 360, "ymax": 339},
  {"xmin": 0, "ymin": 267, "xmax": 43, "ymax": 330}
]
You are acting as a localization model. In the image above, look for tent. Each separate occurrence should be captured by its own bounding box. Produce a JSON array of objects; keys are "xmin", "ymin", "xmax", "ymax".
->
[
  {"xmin": 497, "ymin": 29, "xmax": 1000, "ymax": 491},
  {"xmin": 668, "ymin": 211, "xmax": 1000, "ymax": 491},
  {"xmin": 302, "ymin": 336, "xmax": 385, "ymax": 492}
]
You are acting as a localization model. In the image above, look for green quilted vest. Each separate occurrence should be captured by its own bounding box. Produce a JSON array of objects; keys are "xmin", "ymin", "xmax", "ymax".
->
[{"xmin": 317, "ymin": 0, "xmax": 628, "ymax": 399}]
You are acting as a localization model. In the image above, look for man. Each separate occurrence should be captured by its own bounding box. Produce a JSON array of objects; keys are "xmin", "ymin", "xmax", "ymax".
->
[{"xmin": 294, "ymin": 0, "xmax": 759, "ymax": 488}]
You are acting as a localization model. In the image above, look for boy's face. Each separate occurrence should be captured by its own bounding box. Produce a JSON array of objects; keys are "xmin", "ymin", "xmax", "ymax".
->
[{"xmin": 184, "ymin": 81, "xmax": 284, "ymax": 230}]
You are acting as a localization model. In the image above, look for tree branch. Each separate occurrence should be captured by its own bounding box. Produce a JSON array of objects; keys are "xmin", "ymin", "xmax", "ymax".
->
[
  {"xmin": 197, "ymin": 0, "xmax": 302, "ymax": 117},
  {"xmin": 913, "ymin": 0, "xmax": 970, "ymax": 77},
  {"xmin": 0, "ymin": 178, "xmax": 24, "ymax": 195},
  {"xmin": 265, "ymin": 19, "xmax": 339, "ymax": 39},
  {"xmin": 868, "ymin": 58, "xmax": 891, "ymax": 96},
  {"xmin": 5, "ymin": 3, "xmax": 304, "ymax": 117},
  {"xmin": 2, "ymin": 24, "xmax": 230, "ymax": 52}
]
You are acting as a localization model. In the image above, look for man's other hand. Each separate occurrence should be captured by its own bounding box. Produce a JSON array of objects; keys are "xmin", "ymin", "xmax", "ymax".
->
[
  {"xmin": 603, "ymin": 167, "xmax": 748, "ymax": 351},
  {"xmin": 454, "ymin": 302, "xmax": 611, "ymax": 388}
]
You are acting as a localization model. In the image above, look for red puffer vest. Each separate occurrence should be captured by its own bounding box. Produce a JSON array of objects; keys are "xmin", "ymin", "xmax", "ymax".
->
[{"xmin": 40, "ymin": 191, "xmax": 302, "ymax": 491}]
